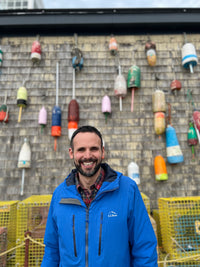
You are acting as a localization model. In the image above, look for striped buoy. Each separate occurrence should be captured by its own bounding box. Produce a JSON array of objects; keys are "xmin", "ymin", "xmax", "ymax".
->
[
  {"xmin": 154, "ymin": 155, "xmax": 168, "ymax": 181},
  {"xmin": 145, "ymin": 41, "xmax": 156, "ymax": 66},
  {"xmin": 109, "ymin": 37, "xmax": 118, "ymax": 55},
  {"xmin": 181, "ymin": 43, "xmax": 198, "ymax": 73},
  {"xmin": 17, "ymin": 86, "xmax": 28, "ymax": 123},
  {"xmin": 68, "ymin": 99, "xmax": 79, "ymax": 140},
  {"xmin": 193, "ymin": 110, "xmax": 200, "ymax": 132},
  {"xmin": 152, "ymin": 90, "xmax": 166, "ymax": 113},
  {"xmin": 127, "ymin": 65, "xmax": 141, "ymax": 112},
  {"xmin": 166, "ymin": 125, "xmax": 184, "ymax": 164},
  {"xmin": 188, "ymin": 122, "xmax": 198, "ymax": 160},
  {"xmin": 31, "ymin": 40, "xmax": 41, "ymax": 64},
  {"xmin": 0, "ymin": 47, "xmax": 3, "ymax": 67},
  {"xmin": 51, "ymin": 106, "xmax": 62, "ymax": 137},
  {"xmin": 127, "ymin": 161, "xmax": 140, "ymax": 185},
  {"xmin": 154, "ymin": 112, "xmax": 165, "ymax": 135}
]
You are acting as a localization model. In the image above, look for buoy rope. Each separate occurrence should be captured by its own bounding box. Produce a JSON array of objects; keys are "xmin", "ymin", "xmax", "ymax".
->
[{"xmin": 0, "ymin": 235, "xmax": 45, "ymax": 258}]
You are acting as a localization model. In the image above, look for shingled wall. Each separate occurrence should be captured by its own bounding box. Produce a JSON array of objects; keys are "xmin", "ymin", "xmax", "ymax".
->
[{"xmin": 0, "ymin": 34, "xmax": 199, "ymax": 209}]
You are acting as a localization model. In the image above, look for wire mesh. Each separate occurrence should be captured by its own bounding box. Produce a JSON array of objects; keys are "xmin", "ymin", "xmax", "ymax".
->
[
  {"xmin": 158, "ymin": 196, "xmax": 200, "ymax": 261},
  {"xmin": 0, "ymin": 200, "xmax": 18, "ymax": 267},
  {"xmin": 141, "ymin": 192, "xmax": 151, "ymax": 214},
  {"xmin": 15, "ymin": 195, "xmax": 52, "ymax": 267}
]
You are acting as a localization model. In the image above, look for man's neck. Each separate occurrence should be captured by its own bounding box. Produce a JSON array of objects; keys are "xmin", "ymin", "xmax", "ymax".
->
[{"xmin": 78, "ymin": 168, "xmax": 101, "ymax": 191}]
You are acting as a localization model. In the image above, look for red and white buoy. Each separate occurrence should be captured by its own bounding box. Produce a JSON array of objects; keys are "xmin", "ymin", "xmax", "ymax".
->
[{"xmin": 31, "ymin": 36, "xmax": 41, "ymax": 64}]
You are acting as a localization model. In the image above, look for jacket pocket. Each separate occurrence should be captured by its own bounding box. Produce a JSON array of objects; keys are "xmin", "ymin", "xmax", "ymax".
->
[
  {"xmin": 73, "ymin": 214, "xmax": 77, "ymax": 257},
  {"xmin": 98, "ymin": 212, "xmax": 103, "ymax": 256}
]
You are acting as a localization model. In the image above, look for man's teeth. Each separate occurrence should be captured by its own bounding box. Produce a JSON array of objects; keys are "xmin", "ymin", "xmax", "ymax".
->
[{"xmin": 83, "ymin": 162, "xmax": 93, "ymax": 166}]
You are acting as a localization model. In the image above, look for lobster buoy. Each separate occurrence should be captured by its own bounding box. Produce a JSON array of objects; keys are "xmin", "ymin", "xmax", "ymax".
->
[
  {"xmin": 17, "ymin": 86, "xmax": 28, "ymax": 123},
  {"xmin": 0, "ymin": 46, "xmax": 3, "ymax": 67},
  {"xmin": 166, "ymin": 125, "xmax": 184, "ymax": 164},
  {"xmin": 18, "ymin": 138, "xmax": 31, "ymax": 195},
  {"xmin": 193, "ymin": 110, "xmax": 200, "ymax": 132},
  {"xmin": 0, "ymin": 104, "xmax": 9, "ymax": 123},
  {"xmin": 51, "ymin": 106, "xmax": 61, "ymax": 151},
  {"xmin": 109, "ymin": 37, "xmax": 118, "ymax": 55},
  {"xmin": 0, "ymin": 92, "xmax": 9, "ymax": 123},
  {"xmin": 170, "ymin": 80, "xmax": 182, "ymax": 94},
  {"xmin": 181, "ymin": 43, "xmax": 198, "ymax": 73},
  {"xmin": 102, "ymin": 95, "xmax": 111, "ymax": 123},
  {"xmin": 31, "ymin": 40, "xmax": 41, "ymax": 64},
  {"xmin": 154, "ymin": 112, "xmax": 165, "ymax": 135},
  {"xmin": 154, "ymin": 155, "xmax": 168, "ymax": 181},
  {"xmin": 114, "ymin": 66, "xmax": 127, "ymax": 111},
  {"xmin": 38, "ymin": 106, "xmax": 47, "ymax": 133},
  {"xmin": 152, "ymin": 89, "xmax": 166, "ymax": 113},
  {"xmin": 145, "ymin": 41, "xmax": 156, "ymax": 66},
  {"xmin": 127, "ymin": 161, "xmax": 140, "ymax": 185},
  {"xmin": 127, "ymin": 65, "xmax": 141, "ymax": 112},
  {"xmin": 188, "ymin": 122, "xmax": 198, "ymax": 160},
  {"xmin": 68, "ymin": 99, "xmax": 79, "ymax": 140},
  {"xmin": 71, "ymin": 48, "xmax": 84, "ymax": 71}
]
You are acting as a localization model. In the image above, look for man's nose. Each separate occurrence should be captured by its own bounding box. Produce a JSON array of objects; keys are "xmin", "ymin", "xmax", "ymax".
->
[{"xmin": 84, "ymin": 149, "xmax": 91, "ymax": 158}]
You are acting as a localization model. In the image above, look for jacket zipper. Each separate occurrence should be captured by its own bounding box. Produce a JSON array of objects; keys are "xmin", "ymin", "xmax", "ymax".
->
[
  {"xmin": 85, "ymin": 209, "xmax": 89, "ymax": 267},
  {"xmin": 98, "ymin": 212, "xmax": 103, "ymax": 256},
  {"xmin": 73, "ymin": 215, "xmax": 77, "ymax": 257}
]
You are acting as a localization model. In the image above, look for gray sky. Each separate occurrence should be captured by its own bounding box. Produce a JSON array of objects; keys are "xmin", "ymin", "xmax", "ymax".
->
[{"xmin": 43, "ymin": 0, "xmax": 200, "ymax": 9}]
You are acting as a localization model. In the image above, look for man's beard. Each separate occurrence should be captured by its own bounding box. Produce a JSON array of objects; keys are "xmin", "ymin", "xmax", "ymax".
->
[{"xmin": 74, "ymin": 159, "xmax": 102, "ymax": 177}]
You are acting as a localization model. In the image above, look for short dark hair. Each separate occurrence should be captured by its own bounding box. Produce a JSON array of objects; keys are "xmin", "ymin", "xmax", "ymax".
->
[{"xmin": 70, "ymin": 125, "xmax": 103, "ymax": 150}]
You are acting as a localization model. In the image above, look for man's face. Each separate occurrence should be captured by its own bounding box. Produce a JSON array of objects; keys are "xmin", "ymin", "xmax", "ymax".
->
[{"xmin": 69, "ymin": 132, "xmax": 104, "ymax": 178}]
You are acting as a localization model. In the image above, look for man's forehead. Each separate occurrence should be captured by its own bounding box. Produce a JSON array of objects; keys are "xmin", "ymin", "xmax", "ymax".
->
[{"xmin": 73, "ymin": 132, "xmax": 101, "ymax": 144}]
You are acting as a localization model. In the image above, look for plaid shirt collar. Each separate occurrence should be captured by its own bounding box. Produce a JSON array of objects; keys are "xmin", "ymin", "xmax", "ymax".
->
[{"xmin": 75, "ymin": 168, "xmax": 105, "ymax": 207}]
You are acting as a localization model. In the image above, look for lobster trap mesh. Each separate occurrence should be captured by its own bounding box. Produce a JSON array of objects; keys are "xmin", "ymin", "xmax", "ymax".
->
[
  {"xmin": 152, "ymin": 209, "xmax": 163, "ymax": 248},
  {"xmin": 0, "ymin": 200, "xmax": 18, "ymax": 267},
  {"xmin": 15, "ymin": 195, "xmax": 52, "ymax": 267},
  {"xmin": 158, "ymin": 196, "xmax": 200, "ymax": 261},
  {"xmin": 141, "ymin": 192, "xmax": 151, "ymax": 214}
]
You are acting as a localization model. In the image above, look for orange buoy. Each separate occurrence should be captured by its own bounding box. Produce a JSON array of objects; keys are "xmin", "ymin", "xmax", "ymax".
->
[
  {"xmin": 154, "ymin": 155, "xmax": 168, "ymax": 181},
  {"xmin": 109, "ymin": 37, "xmax": 118, "ymax": 55}
]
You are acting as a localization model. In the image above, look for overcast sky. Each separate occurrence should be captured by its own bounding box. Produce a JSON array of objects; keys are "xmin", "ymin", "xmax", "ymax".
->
[{"xmin": 43, "ymin": 0, "xmax": 200, "ymax": 9}]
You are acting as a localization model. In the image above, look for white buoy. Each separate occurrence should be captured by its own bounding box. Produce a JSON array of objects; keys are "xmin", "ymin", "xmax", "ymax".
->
[
  {"xmin": 181, "ymin": 43, "xmax": 198, "ymax": 73},
  {"xmin": 18, "ymin": 138, "xmax": 31, "ymax": 195},
  {"xmin": 127, "ymin": 161, "xmax": 140, "ymax": 185}
]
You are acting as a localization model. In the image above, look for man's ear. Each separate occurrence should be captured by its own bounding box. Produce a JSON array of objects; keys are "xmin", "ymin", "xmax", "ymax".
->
[
  {"xmin": 101, "ymin": 146, "xmax": 105, "ymax": 159},
  {"xmin": 69, "ymin": 148, "xmax": 74, "ymax": 159}
]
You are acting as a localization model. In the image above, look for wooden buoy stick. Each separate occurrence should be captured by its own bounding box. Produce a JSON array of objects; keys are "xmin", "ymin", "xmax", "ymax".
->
[
  {"xmin": 131, "ymin": 89, "xmax": 134, "ymax": 112},
  {"xmin": 20, "ymin": 168, "xmax": 25, "ymax": 196},
  {"xmin": 119, "ymin": 97, "xmax": 122, "ymax": 112},
  {"xmin": 18, "ymin": 106, "xmax": 22, "ymax": 123}
]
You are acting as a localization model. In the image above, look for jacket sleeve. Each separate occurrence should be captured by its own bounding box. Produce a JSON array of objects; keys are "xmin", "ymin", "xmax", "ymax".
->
[
  {"xmin": 128, "ymin": 183, "xmax": 158, "ymax": 267},
  {"xmin": 41, "ymin": 195, "xmax": 60, "ymax": 267}
]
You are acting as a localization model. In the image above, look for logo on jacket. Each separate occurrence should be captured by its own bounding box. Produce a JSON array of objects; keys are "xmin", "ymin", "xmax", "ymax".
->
[{"xmin": 108, "ymin": 211, "xmax": 118, "ymax": 218}]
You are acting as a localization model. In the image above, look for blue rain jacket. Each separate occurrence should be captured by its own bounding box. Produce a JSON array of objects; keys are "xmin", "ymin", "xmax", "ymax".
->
[{"xmin": 41, "ymin": 163, "xmax": 158, "ymax": 267}]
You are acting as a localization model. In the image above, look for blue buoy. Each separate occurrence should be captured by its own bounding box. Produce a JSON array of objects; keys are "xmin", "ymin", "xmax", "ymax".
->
[
  {"xmin": 166, "ymin": 125, "xmax": 184, "ymax": 164},
  {"xmin": 52, "ymin": 105, "xmax": 61, "ymax": 126}
]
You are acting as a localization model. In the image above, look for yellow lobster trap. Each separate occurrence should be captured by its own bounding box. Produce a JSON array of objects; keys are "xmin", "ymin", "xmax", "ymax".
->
[
  {"xmin": 158, "ymin": 196, "xmax": 200, "ymax": 261},
  {"xmin": 141, "ymin": 192, "xmax": 151, "ymax": 214},
  {"xmin": 0, "ymin": 200, "xmax": 18, "ymax": 267},
  {"xmin": 15, "ymin": 195, "xmax": 52, "ymax": 267}
]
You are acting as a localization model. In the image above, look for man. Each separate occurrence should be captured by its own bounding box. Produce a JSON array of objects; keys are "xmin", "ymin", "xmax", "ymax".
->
[{"xmin": 41, "ymin": 125, "xmax": 158, "ymax": 267}]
